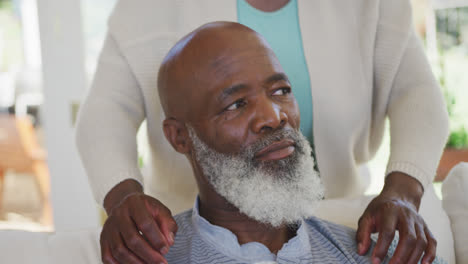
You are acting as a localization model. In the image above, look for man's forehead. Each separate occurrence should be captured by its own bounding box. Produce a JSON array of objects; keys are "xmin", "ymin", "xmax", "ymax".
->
[
  {"xmin": 194, "ymin": 51, "xmax": 285, "ymax": 106},
  {"xmin": 157, "ymin": 21, "xmax": 280, "ymax": 118},
  {"xmin": 168, "ymin": 28, "xmax": 275, "ymax": 85},
  {"xmin": 208, "ymin": 46, "xmax": 277, "ymax": 73},
  {"xmin": 174, "ymin": 29, "xmax": 281, "ymax": 92}
]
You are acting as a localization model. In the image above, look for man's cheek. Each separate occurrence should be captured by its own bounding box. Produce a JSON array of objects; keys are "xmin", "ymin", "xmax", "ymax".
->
[
  {"xmin": 212, "ymin": 123, "xmax": 248, "ymax": 153},
  {"xmin": 287, "ymin": 108, "xmax": 300, "ymax": 129}
]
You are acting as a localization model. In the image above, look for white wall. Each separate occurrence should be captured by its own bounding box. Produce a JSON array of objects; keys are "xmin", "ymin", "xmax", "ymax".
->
[{"xmin": 36, "ymin": 0, "xmax": 99, "ymax": 230}]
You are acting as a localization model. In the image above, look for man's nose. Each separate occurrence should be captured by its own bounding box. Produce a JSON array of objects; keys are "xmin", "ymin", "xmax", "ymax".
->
[{"xmin": 251, "ymin": 100, "xmax": 288, "ymax": 134}]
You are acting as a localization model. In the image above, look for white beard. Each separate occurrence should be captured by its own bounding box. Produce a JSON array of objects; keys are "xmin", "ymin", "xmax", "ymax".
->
[{"xmin": 188, "ymin": 127, "xmax": 324, "ymax": 227}]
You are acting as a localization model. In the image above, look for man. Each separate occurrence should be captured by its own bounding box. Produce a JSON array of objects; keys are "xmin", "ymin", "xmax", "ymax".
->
[
  {"xmin": 122, "ymin": 22, "xmax": 444, "ymax": 264},
  {"xmin": 87, "ymin": 1, "xmax": 454, "ymax": 263}
]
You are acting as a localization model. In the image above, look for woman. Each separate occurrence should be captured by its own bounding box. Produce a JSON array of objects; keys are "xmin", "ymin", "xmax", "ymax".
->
[{"xmin": 76, "ymin": 0, "xmax": 452, "ymax": 263}]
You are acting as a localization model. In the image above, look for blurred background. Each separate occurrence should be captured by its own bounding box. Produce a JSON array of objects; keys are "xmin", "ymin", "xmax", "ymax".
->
[{"xmin": 0, "ymin": 0, "xmax": 467, "ymax": 232}]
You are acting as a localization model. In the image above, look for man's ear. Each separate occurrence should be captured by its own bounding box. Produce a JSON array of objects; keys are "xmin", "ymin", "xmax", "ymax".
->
[{"xmin": 162, "ymin": 118, "xmax": 191, "ymax": 154}]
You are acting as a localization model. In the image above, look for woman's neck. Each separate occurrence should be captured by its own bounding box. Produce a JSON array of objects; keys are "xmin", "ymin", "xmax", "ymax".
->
[{"xmin": 245, "ymin": 0, "xmax": 290, "ymax": 12}]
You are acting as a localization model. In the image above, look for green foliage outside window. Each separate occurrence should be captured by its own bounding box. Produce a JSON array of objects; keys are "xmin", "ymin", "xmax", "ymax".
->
[
  {"xmin": 447, "ymin": 126, "xmax": 468, "ymax": 149},
  {"xmin": 435, "ymin": 7, "xmax": 468, "ymax": 149}
]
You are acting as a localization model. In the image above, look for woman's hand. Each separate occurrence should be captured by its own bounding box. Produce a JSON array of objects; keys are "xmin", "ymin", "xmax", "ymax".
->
[
  {"xmin": 100, "ymin": 180, "xmax": 178, "ymax": 264},
  {"xmin": 356, "ymin": 172, "xmax": 437, "ymax": 264}
]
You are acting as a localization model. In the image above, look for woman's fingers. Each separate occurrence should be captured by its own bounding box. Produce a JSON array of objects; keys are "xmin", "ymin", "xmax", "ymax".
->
[
  {"xmin": 100, "ymin": 193, "xmax": 177, "ymax": 264},
  {"xmin": 356, "ymin": 214, "xmax": 374, "ymax": 255},
  {"xmin": 406, "ymin": 223, "xmax": 427, "ymax": 264},
  {"xmin": 421, "ymin": 226, "xmax": 437, "ymax": 264},
  {"xmin": 372, "ymin": 211, "xmax": 398, "ymax": 264},
  {"xmin": 130, "ymin": 197, "xmax": 171, "ymax": 253},
  {"xmin": 118, "ymin": 213, "xmax": 167, "ymax": 263}
]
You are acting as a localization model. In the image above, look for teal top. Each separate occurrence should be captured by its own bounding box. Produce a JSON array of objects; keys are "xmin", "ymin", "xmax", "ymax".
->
[{"xmin": 237, "ymin": 0, "xmax": 314, "ymax": 145}]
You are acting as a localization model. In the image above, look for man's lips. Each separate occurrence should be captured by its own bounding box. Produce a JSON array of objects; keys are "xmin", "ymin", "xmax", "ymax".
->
[{"xmin": 254, "ymin": 139, "xmax": 295, "ymax": 161}]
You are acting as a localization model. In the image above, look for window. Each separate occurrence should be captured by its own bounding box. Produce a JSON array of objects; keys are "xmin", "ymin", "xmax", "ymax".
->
[
  {"xmin": 366, "ymin": 1, "xmax": 468, "ymax": 196},
  {"xmin": 0, "ymin": 0, "xmax": 51, "ymax": 231}
]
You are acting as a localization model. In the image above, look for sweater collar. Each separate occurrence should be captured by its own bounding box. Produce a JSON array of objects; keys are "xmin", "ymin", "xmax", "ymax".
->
[{"xmin": 190, "ymin": 197, "xmax": 312, "ymax": 261}]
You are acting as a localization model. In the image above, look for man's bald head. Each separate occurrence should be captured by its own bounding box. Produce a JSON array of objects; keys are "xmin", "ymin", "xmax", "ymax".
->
[{"xmin": 157, "ymin": 21, "xmax": 276, "ymax": 121}]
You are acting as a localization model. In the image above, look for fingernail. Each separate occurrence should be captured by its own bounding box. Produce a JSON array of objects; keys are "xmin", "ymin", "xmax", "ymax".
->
[
  {"xmin": 161, "ymin": 246, "xmax": 169, "ymax": 255},
  {"xmin": 168, "ymin": 232, "xmax": 174, "ymax": 244},
  {"xmin": 372, "ymin": 257, "xmax": 381, "ymax": 264},
  {"xmin": 357, "ymin": 243, "xmax": 363, "ymax": 254}
]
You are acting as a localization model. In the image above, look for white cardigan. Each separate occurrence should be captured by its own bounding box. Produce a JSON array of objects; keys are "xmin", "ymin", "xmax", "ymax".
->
[{"xmin": 76, "ymin": 0, "xmax": 449, "ymax": 211}]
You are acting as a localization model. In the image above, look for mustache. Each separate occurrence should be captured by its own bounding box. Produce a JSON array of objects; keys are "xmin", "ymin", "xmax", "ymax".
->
[{"xmin": 241, "ymin": 128, "xmax": 306, "ymax": 160}]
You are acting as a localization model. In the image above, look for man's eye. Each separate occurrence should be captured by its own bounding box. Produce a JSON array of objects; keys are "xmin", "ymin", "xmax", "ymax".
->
[
  {"xmin": 272, "ymin": 87, "xmax": 291, "ymax": 96},
  {"xmin": 226, "ymin": 99, "xmax": 246, "ymax": 111}
]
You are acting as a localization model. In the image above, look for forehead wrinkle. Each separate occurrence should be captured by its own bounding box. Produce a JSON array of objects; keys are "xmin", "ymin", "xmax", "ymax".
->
[
  {"xmin": 264, "ymin": 73, "xmax": 290, "ymax": 86},
  {"xmin": 209, "ymin": 46, "xmax": 273, "ymax": 67},
  {"xmin": 209, "ymin": 50, "xmax": 276, "ymax": 81},
  {"xmin": 217, "ymin": 83, "xmax": 249, "ymax": 103}
]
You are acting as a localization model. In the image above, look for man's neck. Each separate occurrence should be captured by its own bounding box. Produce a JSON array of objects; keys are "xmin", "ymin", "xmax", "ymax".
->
[{"xmin": 198, "ymin": 193, "xmax": 296, "ymax": 254}]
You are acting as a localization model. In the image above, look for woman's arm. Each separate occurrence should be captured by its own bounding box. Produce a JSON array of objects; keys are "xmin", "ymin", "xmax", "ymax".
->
[
  {"xmin": 75, "ymin": 34, "xmax": 145, "ymax": 206},
  {"xmin": 385, "ymin": 29, "xmax": 449, "ymax": 189},
  {"xmin": 75, "ymin": 34, "xmax": 176, "ymax": 264},
  {"xmin": 357, "ymin": 1, "xmax": 448, "ymax": 264}
]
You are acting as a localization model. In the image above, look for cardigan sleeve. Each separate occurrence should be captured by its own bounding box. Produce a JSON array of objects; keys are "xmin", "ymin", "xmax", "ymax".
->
[
  {"xmin": 375, "ymin": 0, "xmax": 449, "ymax": 189},
  {"xmin": 75, "ymin": 34, "xmax": 145, "ymax": 206}
]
